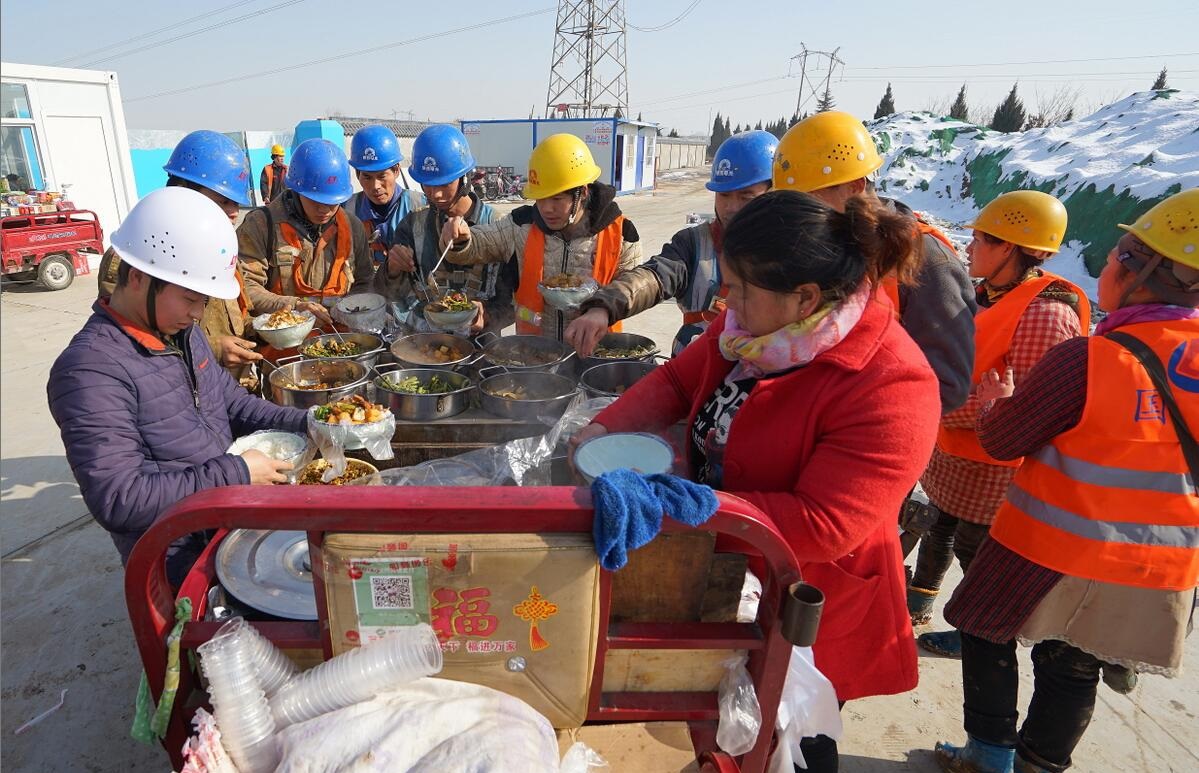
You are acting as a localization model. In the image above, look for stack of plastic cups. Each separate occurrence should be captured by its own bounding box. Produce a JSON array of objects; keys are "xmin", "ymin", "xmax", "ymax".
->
[
  {"xmin": 271, "ymin": 623, "xmax": 443, "ymax": 728},
  {"xmin": 197, "ymin": 619, "xmax": 282, "ymax": 773},
  {"xmin": 236, "ymin": 618, "xmax": 300, "ymax": 697}
]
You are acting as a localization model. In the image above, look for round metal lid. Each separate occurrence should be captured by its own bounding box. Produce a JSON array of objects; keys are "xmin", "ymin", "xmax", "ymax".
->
[{"xmin": 215, "ymin": 529, "xmax": 318, "ymax": 620}]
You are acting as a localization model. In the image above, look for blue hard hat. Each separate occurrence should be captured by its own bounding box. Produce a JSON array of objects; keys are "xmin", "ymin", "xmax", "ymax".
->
[
  {"xmin": 706, "ymin": 130, "xmax": 778, "ymax": 193},
  {"xmin": 349, "ymin": 124, "xmax": 403, "ymax": 172},
  {"xmin": 285, "ymin": 139, "xmax": 354, "ymax": 205},
  {"xmin": 163, "ymin": 130, "xmax": 252, "ymax": 207},
  {"xmin": 408, "ymin": 124, "xmax": 476, "ymax": 186}
]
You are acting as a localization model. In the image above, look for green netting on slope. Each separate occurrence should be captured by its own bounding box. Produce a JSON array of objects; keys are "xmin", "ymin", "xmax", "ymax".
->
[{"xmin": 1064, "ymin": 183, "xmax": 1183, "ymax": 276}]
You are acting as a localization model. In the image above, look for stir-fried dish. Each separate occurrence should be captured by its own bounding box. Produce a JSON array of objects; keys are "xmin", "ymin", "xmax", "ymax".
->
[
  {"xmin": 382, "ymin": 374, "xmax": 458, "ymax": 394},
  {"xmin": 541, "ymin": 273, "xmax": 588, "ymax": 289},
  {"xmin": 313, "ymin": 395, "xmax": 389, "ymax": 424},
  {"xmin": 487, "ymin": 385, "xmax": 529, "ymax": 400},
  {"xmin": 280, "ymin": 377, "xmax": 348, "ymax": 391},
  {"xmin": 414, "ymin": 343, "xmax": 460, "ymax": 363},
  {"xmin": 261, "ymin": 309, "xmax": 308, "ymax": 329},
  {"xmin": 593, "ymin": 344, "xmax": 655, "ymax": 359},
  {"xmin": 427, "ymin": 291, "xmax": 474, "ymax": 313},
  {"xmin": 302, "ymin": 340, "xmax": 362, "ymax": 358},
  {"xmin": 299, "ymin": 459, "xmax": 372, "ymax": 485},
  {"xmin": 488, "ymin": 344, "xmax": 559, "ymax": 367}
]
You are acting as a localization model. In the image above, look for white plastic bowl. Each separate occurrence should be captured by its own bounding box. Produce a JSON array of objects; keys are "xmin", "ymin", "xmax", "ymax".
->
[
  {"xmin": 227, "ymin": 432, "xmax": 311, "ymax": 484},
  {"xmin": 422, "ymin": 303, "xmax": 478, "ymax": 329},
  {"xmin": 575, "ymin": 432, "xmax": 674, "ymax": 483},
  {"xmin": 335, "ymin": 292, "xmax": 388, "ymax": 333},
  {"xmin": 538, "ymin": 276, "xmax": 598, "ymax": 308},
  {"xmin": 251, "ymin": 310, "xmax": 316, "ymax": 349}
]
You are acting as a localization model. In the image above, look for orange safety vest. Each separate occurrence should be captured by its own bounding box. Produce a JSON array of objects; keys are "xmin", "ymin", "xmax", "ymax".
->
[
  {"xmin": 274, "ymin": 208, "xmax": 353, "ymax": 298},
  {"xmin": 990, "ymin": 321, "xmax": 1199, "ymax": 591},
  {"xmin": 937, "ymin": 271, "xmax": 1091, "ymax": 466},
  {"xmin": 879, "ymin": 219, "xmax": 958, "ymax": 315},
  {"xmin": 234, "ymin": 268, "xmax": 250, "ymax": 318},
  {"xmin": 514, "ymin": 217, "xmax": 625, "ymax": 335}
]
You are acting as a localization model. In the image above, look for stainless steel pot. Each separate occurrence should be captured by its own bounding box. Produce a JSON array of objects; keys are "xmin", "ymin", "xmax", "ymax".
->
[
  {"xmin": 478, "ymin": 369, "xmax": 577, "ymax": 421},
  {"xmin": 389, "ymin": 332, "xmax": 479, "ymax": 371},
  {"xmin": 479, "ymin": 333, "xmax": 576, "ymax": 374},
  {"xmin": 577, "ymin": 332, "xmax": 660, "ymax": 371},
  {"xmin": 298, "ymin": 332, "xmax": 385, "ymax": 370},
  {"xmin": 579, "ymin": 359, "xmax": 658, "ymax": 399},
  {"xmin": 373, "ymin": 366, "xmax": 474, "ymax": 421},
  {"xmin": 268, "ymin": 359, "xmax": 368, "ymax": 408}
]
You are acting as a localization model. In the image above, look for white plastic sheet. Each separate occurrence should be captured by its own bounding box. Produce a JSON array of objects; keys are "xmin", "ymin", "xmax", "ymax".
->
[
  {"xmin": 768, "ymin": 646, "xmax": 843, "ymax": 772},
  {"xmin": 716, "ymin": 654, "xmax": 762, "ymax": 756},
  {"xmin": 307, "ymin": 407, "xmax": 396, "ymax": 481},
  {"xmin": 274, "ymin": 677, "xmax": 560, "ymax": 772}
]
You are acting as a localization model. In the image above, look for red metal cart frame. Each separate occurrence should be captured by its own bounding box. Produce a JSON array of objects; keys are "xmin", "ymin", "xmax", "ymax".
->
[{"xmin": 126, "ymin": 486, "xmax": 815, "ymax": 772}]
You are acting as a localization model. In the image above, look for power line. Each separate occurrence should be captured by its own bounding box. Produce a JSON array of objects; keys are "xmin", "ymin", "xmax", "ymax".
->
[
  {"xmin": 83, "ymin": 0, "xmax": 310, "ymax": 67},
  {"xmin": 126, "ymin": 8, "xmax": 554, "ymax": 103},
  {"xmin": 851, "ymin": 51, "xmax": 1199, "ymax": 71},
  {"xmin": 54, "ymin": 0, "xmax": 258, "ymax": 66},
  {"xmin": 640, "ymin": 76, "xmax": 787, "ymax": 106},
  {"xmin": 628, "ymin": 0, "xmax": 702, "ymax": 32}
]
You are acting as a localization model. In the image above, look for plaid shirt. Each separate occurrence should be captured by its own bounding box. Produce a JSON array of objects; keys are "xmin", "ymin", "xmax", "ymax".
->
[{"xmin": 920, "ymin": 290, "xmax": 1084, "ymax": 524}]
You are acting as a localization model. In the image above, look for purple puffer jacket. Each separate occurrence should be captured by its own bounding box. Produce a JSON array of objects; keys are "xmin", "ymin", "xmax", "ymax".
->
[{"xmin": 48, "ymin": 300, "xmax": 308, "ymax": 574}]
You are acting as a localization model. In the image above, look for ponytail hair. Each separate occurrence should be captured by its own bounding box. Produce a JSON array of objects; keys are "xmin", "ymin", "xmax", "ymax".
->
[{"xmin": 721, "ymin": 190, "xmax": 921, "ymax": 302}]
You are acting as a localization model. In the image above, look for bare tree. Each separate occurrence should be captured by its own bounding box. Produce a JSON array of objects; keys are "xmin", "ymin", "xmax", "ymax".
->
[
  {"xmin": 923, "ymin": 94, "xmax": 952, "ymax": 116},
  {"xmin": 970, "ymin": 104, "xmax": 996, "ymax": 127},
  {"xmin": 1024, "ymin": 85, "xmax": 1083, "ymax": 129}
]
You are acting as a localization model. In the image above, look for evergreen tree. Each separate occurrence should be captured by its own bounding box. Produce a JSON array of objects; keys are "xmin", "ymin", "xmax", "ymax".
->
[
  {"xmin": 990, "ymin": 83, "xmax": 1026, "ymax": 132},
  {"xmin": 874, "ymin": 83, "xmax": 896, "ymax": 119},
  {"xmin": 708, "ymin": 112, "xmax": 725, "ymax": 158},
  {"xmin": 816, "ymin": 85, "xmax": 836, "ymax": 112},
  {"xmin": 723, "ymin": 116, "xmax": 731, "ymax": 140},
  {"xmin": 949, "ymin": 85, "xmax": 969, "ymax": 120},
  {"xmin": 668, "ymin": 128, "xmax": 680, "ymax": 138},
  {"xmin": 754, "ymin": 120, "xmax": 763, "ymax": 131},
  {"xmin": 733, "ymin": 123, "xmax": 742, "ymax": 134},
  {"xmin": 789, "ymin": 111, "xmax": 801, "ymax": 128},
  {"xmin": 1152, "ymin": 67, "xmax": 1169, "ymax": 90},
  {"xmin": 636, "ymin": 111, "xmax": 643, "ymax": 122}
]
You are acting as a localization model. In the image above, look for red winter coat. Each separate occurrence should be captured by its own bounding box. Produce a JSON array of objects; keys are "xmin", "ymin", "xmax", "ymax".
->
[{"xmin": 594, "ymin": 298, "xmax": 939, "ymax": 700}]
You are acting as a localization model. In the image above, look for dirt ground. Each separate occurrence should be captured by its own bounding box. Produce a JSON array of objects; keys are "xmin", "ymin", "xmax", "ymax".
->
[{"xmin": 2, "ymin": 170, "xmax": 1195, "ymax": 771}]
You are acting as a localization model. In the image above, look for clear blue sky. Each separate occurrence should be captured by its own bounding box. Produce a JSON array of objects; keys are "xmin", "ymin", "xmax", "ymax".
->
[{"xmin": 2, "ymin": 0, "xmax": 1196, "ymax": 134}]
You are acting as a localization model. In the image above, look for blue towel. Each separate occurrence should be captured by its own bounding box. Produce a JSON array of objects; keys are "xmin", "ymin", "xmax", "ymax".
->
[{"xmin": 591, "ymin": 469, "xmax": 719, "ymax": 571}]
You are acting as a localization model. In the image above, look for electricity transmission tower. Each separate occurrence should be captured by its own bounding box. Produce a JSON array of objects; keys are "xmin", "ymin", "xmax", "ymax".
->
[
  {"xmin": 544, "ymin": 0, "xmax": 630, "ymax": 119},
  {"xmin": 790, "ymin": 45, "xmax": 844, "ymax": 114}
]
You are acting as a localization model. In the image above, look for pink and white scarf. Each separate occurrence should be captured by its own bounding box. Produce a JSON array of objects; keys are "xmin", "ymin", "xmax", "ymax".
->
[{"xmin": 718, "ymin": 282, "xmax": 871, "ymax": 379}]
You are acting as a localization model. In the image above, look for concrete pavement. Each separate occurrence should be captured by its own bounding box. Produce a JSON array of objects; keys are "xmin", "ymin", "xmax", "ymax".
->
[{"xmin": 2, "ymin": 170, "xmax": 1196, "ymax": 771}]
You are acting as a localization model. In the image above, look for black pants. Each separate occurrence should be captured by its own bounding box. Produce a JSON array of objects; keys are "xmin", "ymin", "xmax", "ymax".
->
[
  {"xmin": 961, "ymin": 633, "xmax": 1101, "ymax": 772},
  {"xmin": 911, "ymin": 507, "xmax": 990, "ymax": 591}
]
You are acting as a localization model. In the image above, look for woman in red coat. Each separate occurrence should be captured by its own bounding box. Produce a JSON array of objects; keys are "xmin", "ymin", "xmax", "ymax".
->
[{"xmin": 575, "ymin": 190, "xmax": 941, "ymax": 770}]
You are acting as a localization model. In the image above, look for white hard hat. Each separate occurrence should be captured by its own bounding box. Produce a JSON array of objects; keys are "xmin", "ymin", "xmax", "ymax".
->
[{"xmin": 110, "ymin": 187, "xmax": 240, "ymax": 299}]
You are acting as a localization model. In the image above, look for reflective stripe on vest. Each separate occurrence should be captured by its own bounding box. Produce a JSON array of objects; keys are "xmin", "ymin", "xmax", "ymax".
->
[
  {"xmin": 410, "ymin": 203, "xmax": 497, "ymax": 299},
  {"xmin": 514, "ymin": 217, "xmax": 625, "ymax": 335},
  {"xmin": 990, "ymin": 321, "xmax": 1199, "ymax": 591},
  {"xmin": 936, "ymin": 271, "xmax": 1091, "ymax": 467},
  {"xmin": 274, "ymin": 208, "xmax": 353, "ymax": 298}
]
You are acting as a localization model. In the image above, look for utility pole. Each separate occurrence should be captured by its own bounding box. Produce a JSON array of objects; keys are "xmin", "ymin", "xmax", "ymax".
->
[
  {"xmin": 790, "ymin": 44, "xmax": 844, "ymax": 115},
  {"xmin": 544, "ymin": 0, "xmax": 630, "ymax": 119}
]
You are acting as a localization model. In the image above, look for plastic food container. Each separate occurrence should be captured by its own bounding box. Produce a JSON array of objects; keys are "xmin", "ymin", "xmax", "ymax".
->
[
  {"xmin": 538, "ymin": 275, "xmax": 598, "ymax": 308},
  {"xmin": 226, "ymin": 432, "xmax": 312, "ymax": 484},
  {"xmin": 251, "ymin": 310, "xmax": 316, "ymax": 349},
  {"xmin": 334, "ymin": 293, "xmax": 388, "ymax": 334},
  {"xmin": 574, "ymin": 432, "xmax": 674, "ymax": 483}
]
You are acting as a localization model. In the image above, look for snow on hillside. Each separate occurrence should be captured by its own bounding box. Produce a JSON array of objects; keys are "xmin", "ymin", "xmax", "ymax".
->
[{"xmin": 869, "ymin": 89, "xmax": 1199, "ymax": 294}]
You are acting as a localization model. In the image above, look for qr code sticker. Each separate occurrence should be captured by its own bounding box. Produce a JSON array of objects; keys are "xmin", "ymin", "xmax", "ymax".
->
[{"xmin": 370, "ymin": 575, "xmax": 413, "ymax": 610}]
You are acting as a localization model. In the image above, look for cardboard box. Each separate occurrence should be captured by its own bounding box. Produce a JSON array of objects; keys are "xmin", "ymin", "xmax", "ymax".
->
[{"xmin": 322, "ymin": 532, "xmax": 600, "ymax": 727}]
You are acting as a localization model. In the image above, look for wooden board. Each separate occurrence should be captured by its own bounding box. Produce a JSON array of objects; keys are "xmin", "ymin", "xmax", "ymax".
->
[
  {"xmin": 601, "ymin": 648, "xmax": 736, "ymax": 692},
  {"xmin": 610, "ymin": 532, "xmax": 715, "ymax": 622},
  {"xmin": 700, "ymin": 552, "xmax": 750, "ymax": 623}
]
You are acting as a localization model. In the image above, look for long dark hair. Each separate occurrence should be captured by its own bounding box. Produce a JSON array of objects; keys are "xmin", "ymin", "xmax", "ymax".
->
[{"xmin": 721, "ymin": 190, "xmax": 921, "ymax": 302}]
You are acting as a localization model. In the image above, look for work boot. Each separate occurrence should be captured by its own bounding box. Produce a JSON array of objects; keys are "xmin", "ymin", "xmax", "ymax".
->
[
  {"xmin": 1101, "ymin": 662, "xmax": 1138, "ymax": 694},
  {"xmin": 918, "ymin": 629, "xmax": 963, "ymax": 658},
  {"xmin": 907, "ymin": 585, "xmax": 938, "ymax": 625},
  {"xmin": 934, "ymin": 736, "xmax": 1014, "ymax": 773},
  {"xmin": 1013, "ymin": 751, "xmax": 1059, "ymax": 773}
]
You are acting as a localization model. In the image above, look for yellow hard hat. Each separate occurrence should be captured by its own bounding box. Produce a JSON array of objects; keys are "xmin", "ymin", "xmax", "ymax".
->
[
  {"xmin": 271, "ymin": 144, "xmax": 286, "ymax": 157},
  {"xmin": 523, "ymin": 134, "xmax": 601, "ymax": 199},
  {"xmin": 1118, "ymin": 188, "xmax": 1199, "ymax": 269},
  {"xmin": 966, "ymin": 190, "xmax": 1068, "ymax": 254},
  {"xmin": 773, "ymin": 111, "xmax": 883, "ymax": 193}
]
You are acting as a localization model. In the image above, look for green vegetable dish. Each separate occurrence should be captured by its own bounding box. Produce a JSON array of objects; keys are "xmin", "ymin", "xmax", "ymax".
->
[
  {"xmin": 383, "ymin": 374, "xmax": 458, "ymax": 394},
  {"xmin": 302, "ymin": 340, "xmax": 362, "ymax": 358}
]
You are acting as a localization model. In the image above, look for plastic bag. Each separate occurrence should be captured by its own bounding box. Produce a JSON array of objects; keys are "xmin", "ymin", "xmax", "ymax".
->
[
  {"xmin": 349, "ymin": 395, "xmax": 612, "ymax": 488},
  {"xmin": 307, "ymin": 407, "xmax": 396, "ymax": 481},
  {"xmin": 737, "ymin": 569, "xmax": 763, "ymax": 623},
  {"xmin": 768, "ymin": 646, "xmax": 843, "ymax": 772},
  {"xmin": 226, "ymin": 430, "xmax": 315, "ymax": 485},
  {"xmin": 716, "ymin": 654, "xmax": 761, "ymax": 756},
  {"xmin": 559, "ymin": 741, "xmax": 609, "ymax": 772}
]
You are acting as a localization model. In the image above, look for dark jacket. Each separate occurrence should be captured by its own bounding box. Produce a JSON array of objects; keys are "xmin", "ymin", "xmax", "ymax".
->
[
  {"xmin": 47, "ymin": 300, "xmax": 307, "ymax": 574},
  {"xmin": 372, "ymin": 193, "xmax": 517, "ymax": 335},
  {"xmin": 886, "ymin": 198, "xmax": 976, "ymax": 413},
  {"xmin": 260, "ymin": 162, "xmax": 288, "ymax": 203}
]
